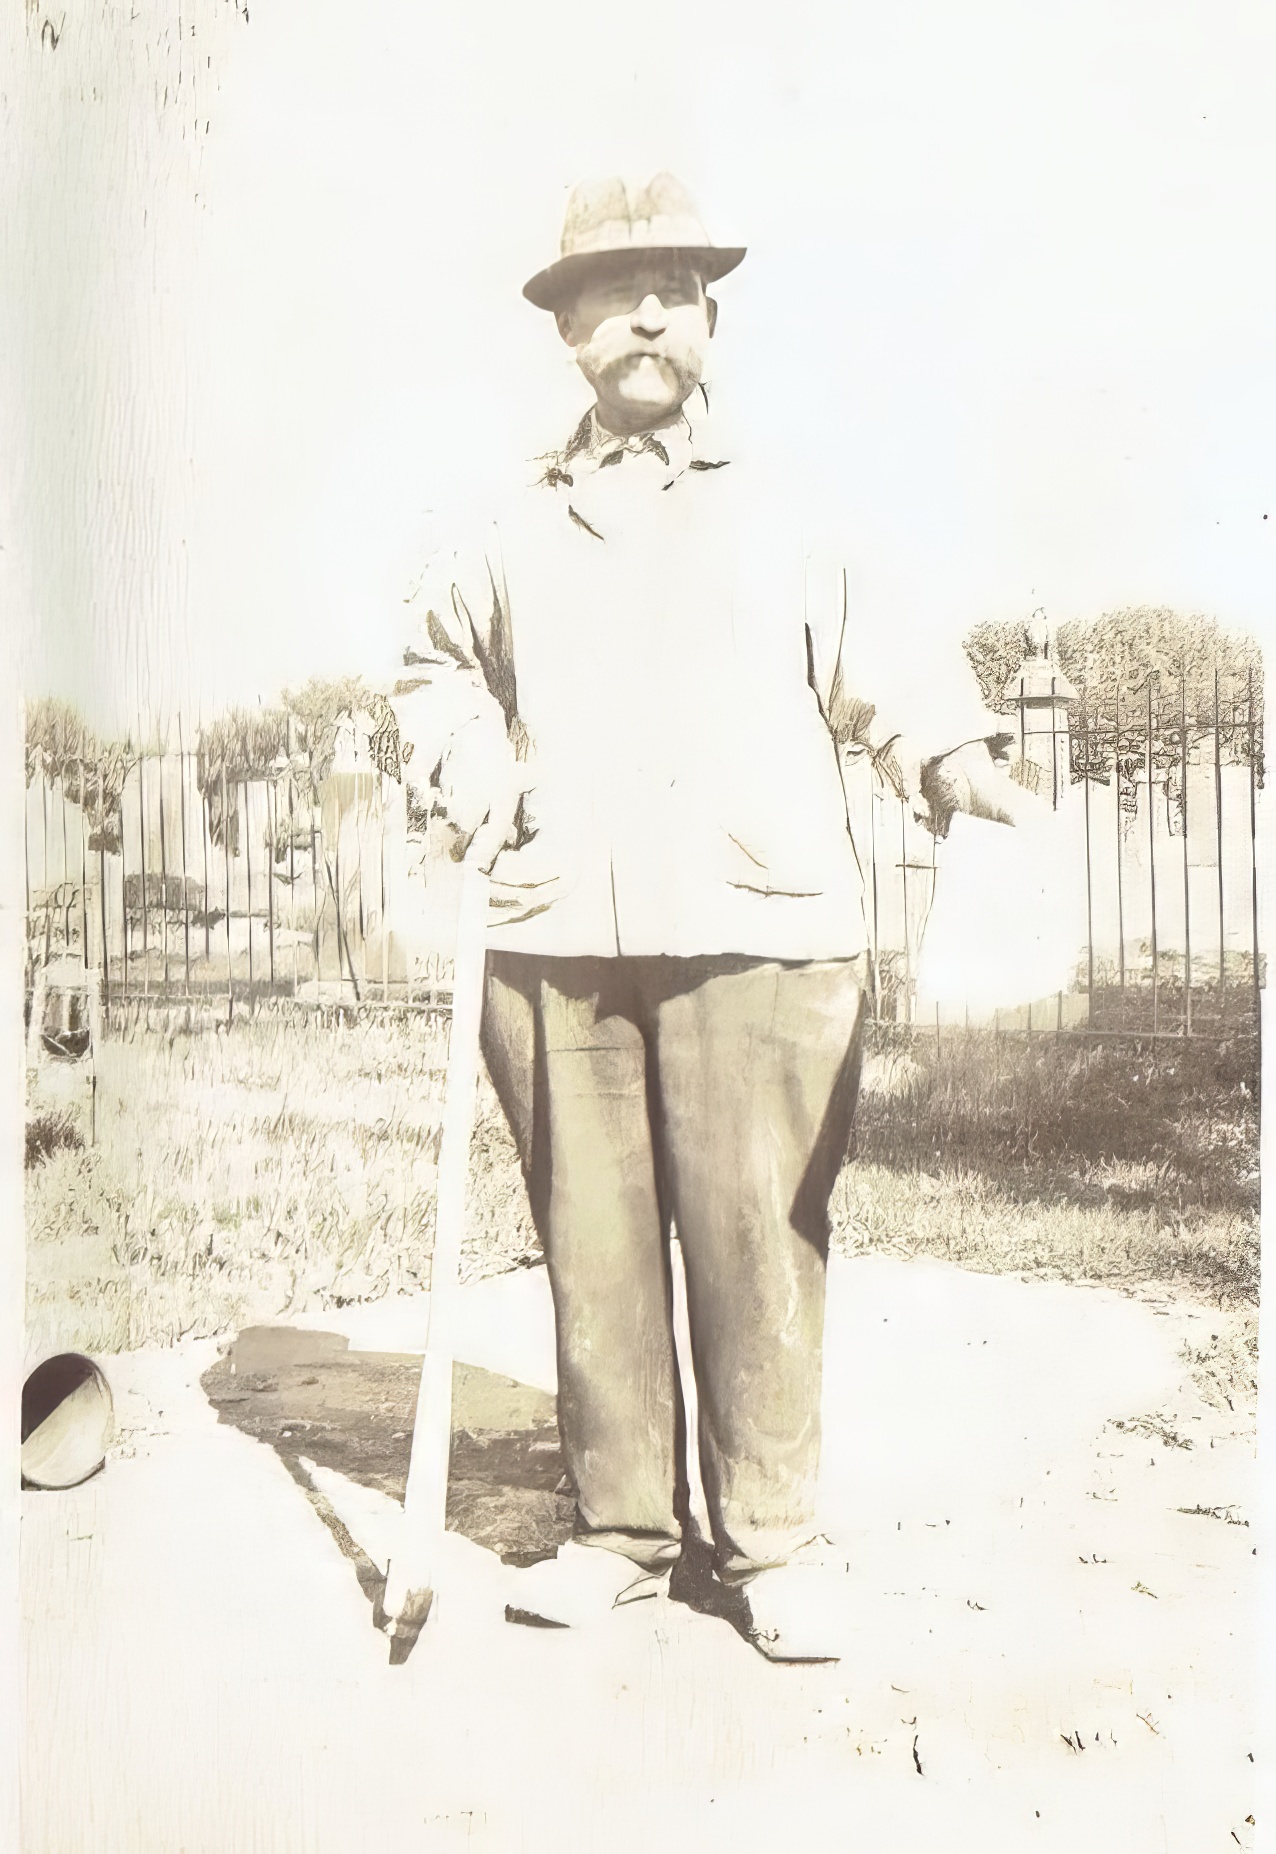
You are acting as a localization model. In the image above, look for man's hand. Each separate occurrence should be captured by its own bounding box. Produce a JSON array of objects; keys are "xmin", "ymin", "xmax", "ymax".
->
[
  {"xmin": 421, "ymin": 706, "xmax": 534, "ymax": 871},
  {"xmin": 918, "ymin": 735, "xmax": 1040, "ymax": 837}
]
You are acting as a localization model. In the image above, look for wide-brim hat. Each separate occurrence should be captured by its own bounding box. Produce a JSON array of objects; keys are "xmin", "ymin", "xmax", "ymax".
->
[{"xmin": 523, "ymin": 172, "xmax": 746, "ymax": 312}]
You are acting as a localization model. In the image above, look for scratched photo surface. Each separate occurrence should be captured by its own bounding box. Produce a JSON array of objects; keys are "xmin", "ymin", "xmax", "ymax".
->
[{"xmin": 7, "ymin": 4, "xmax": 1270, "ymax": 1851}]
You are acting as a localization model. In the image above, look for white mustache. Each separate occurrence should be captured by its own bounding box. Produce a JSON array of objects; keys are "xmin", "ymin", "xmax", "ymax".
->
[{"xmin": 611, "ymin": 348, "xmax": 697, "ymax": 387}]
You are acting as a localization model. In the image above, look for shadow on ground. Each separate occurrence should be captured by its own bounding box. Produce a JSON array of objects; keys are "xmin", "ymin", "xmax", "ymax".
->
[
  {"xmin": 201, "ymin": 1327, "xmax": 575, "ymax": 1582},
  {"xmin": 200, "ymin": 1324, "xmax": 748, "ymax": 1632}
]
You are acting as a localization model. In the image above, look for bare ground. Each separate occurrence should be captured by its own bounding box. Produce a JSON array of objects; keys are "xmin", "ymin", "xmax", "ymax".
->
[
  {"xmin": 20, "ymin": 1013, "xmax": 1261, "ymax": 1851},
  {"xmin": 20, "ymin": 1257, "xmax": 1257, "ymax": 1854}
]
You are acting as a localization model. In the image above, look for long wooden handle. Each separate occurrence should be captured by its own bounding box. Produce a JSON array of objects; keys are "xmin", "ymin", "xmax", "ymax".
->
[{"xmin": 382, "ymin": 861, "xmax": 488, "ymax": 1630}]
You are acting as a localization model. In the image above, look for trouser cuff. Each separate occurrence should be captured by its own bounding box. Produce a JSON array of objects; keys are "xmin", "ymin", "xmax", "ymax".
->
[
  {"xmin": 573, "ymin": 1525, "xmax": 682, "ymax": 1572},
  {"xmin": 716, "ymin": 1525, "xmax": 825, "ymax": 1586}
]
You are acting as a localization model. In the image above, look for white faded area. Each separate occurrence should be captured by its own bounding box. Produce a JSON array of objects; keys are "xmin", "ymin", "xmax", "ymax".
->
[
  {"xmin": 918, "ymin": 803, "xmax": 1091, "ymax": 1013},
  {"xmin": 8, "ymin": 3, "xmax": 1274, "ymax": 735}
]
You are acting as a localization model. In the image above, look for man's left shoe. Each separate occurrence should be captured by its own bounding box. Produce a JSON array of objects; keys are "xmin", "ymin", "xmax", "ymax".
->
[
  {"xmin": 732, "ymin": 1536, "xmax": 853, "ymax": 1664},
  {"xmin": 504, "ymin": 1540, "xmax": 672, "ymax": 1630}
]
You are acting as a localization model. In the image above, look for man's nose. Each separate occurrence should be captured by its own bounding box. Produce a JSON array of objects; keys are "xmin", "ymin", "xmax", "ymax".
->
[{"xmin": 630, "ymin": 293, "xmax": 668, "ymax": 337}]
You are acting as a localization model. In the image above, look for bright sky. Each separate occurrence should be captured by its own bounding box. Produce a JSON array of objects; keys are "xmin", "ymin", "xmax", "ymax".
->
[{"xmin": 6, "ymin": 0, "xmax": 1275, "ymax": 738}]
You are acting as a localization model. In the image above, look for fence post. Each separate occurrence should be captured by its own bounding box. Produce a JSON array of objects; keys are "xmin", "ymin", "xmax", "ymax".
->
[
  {"xmin": 1082, "ymin": 708, "xmax": 1094, "ymax": 1028},
  {"xmin": 1114, "ymin": 693, "xmax": 1126, "ymax": 1006},
  {"xmin": 120, "ymin": 772, "xmax": 129, "ymax": 1007},
  {"xmin": 244, "ymin": 780, "xmax": 255, "ymax": 1016},
  {"xmin": 266, "ymin": 778, "xmax": 276, "ymax": 991},
  {"xmin": 899, "ymin": 796, "xmax": 911, "ymax": 1025},
  {"xmin": 1249, "ymin": 666, "xmax": 1261, "ymax": 1026},
  {"xmin": 97, "ymin": 762, "xmax": 110, "ymax": 1008},
  {"xmin": 158, "ymin": 748, "xmax": 170, "ymax": 994},
  {"xmin": 1180, "ymin": 666, "xmax": 1191, "ymax": 1036},
  {"xmin": 310, "ymin": 817, "xmax": 321, "ymax": 991},
  {"xmin": 177, "ymin": 719, "xmax": 191, "ymax": 995},
  {"xmin": 78, "ymin": 758, "xmax": 89, "ymax": 973},
  {"xmin": 222, "ymin": 764, "xmax": 233, "ymax": 1028},
  {"xmin": 138, "ymin": 751, "xmax": 150, "ymax": 1016},
  {"xmin": 59, "ymin": 772, "xmax": 70, "ymax": 953},
  {"xmin": 199, "ymin": 727, "xmax": 211, "ymax": 965},
  {"xmin": 334, "ymin": 833, "xmax": 343, "ymax": 995},
  {"xmin": 285, "ymin": 718, "xmax": 296, "ymax": 998},
  {"xmin": 867, "ymin": 768, "xmax": 880, "ymax": 1020},
  {"xmin": 1146, "ymin": 677, "xmax": 1158, "ymax": 1034},
  {"xmin": 379, "ymin": 782, "xmax": 389, "ymax": 1004},
  {"xmin": 356, "ymin": 807, "xmax": 366, "ymax": 997},
  {"xmin": 23, "ymin": 759, "xmax": 30, "ymax": 925},
  {"xmin": 1215, "ymin": 668, "xmax": 1225, "ymax": 1018}
]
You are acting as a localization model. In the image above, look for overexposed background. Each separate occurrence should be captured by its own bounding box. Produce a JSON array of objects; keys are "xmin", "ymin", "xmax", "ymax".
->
[{"xmin": 4, "ymin": 0, "xmax": 1273, "ymax": 737}]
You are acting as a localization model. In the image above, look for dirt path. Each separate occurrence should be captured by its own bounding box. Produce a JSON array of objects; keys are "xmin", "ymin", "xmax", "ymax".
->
[{"xmin": 21, "ymin": 1256, "xmax": 1256, "ymax": 1853}]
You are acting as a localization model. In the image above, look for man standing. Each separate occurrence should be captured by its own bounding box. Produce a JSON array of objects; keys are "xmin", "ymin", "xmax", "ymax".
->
[{"xmin": 391, "ymin": 173, "xmax": 1030, "ymax": 1661}]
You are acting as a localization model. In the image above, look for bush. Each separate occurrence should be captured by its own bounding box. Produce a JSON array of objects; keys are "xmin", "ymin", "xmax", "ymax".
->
[{"xmin": 26, "ymin": 1110, "xmax": 83, "ymax": 1169}]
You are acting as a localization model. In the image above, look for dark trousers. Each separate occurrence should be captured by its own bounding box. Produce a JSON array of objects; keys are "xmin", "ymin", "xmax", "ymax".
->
[{"xmin": 481, "ymin": 951, "xmax": 868, "ymax": 1580}]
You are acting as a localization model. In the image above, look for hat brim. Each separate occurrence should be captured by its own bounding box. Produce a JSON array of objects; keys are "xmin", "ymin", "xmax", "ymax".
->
[{"xmin": 522, "ymin": 245, "xmax": 747, "ymax": 312}]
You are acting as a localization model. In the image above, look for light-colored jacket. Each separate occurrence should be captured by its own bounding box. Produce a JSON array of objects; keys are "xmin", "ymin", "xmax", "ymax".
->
[{"xmin": 391, "ymin": 405, "xmax": 1001, "ymax": 960}]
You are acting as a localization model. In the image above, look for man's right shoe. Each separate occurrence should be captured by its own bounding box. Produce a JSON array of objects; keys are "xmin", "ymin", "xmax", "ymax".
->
[
  {"xmin": 504, "ymin": 1540, "xmax": 672, "ymax": 1630},
  {"xmin": 732, "ymin": 1535, "xmax": 853, "ymax": 1664}
]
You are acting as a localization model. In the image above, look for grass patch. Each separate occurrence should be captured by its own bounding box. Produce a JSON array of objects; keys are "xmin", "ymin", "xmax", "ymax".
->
[
  {"xmin": 26, "ymin": 1013, "xmax": 1258, "ymax": 1401},
  {"xmin": 842, "ymin": 1031, "xmax": 1258, "ymax": 1292},
  {"xmin": 24, "ymin": 1010, "xmax": 536, "ymax": 1358},
  {"xmin": 26, "ymin": 1109, "xmax": 84, "ymax": 1170},
  {"xmin": 835, "ymin": 1028, "xmax": 1259, "ymax": 1411},
  {"xmin": 853, "ymin": 1030, "xmax": 1258, "ymax": 1217}
]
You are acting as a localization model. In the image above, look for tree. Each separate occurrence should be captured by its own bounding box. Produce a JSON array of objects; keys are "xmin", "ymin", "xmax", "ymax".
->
[
  {"xmin": 963, "ymin": 608, "xmax": 1265, "ymax": 822},
  {"xmin": 194, "ymin": 705, "xmax": 292, "ymax": 853},
  {"xmin": 283, "ymin": 675, "xmax": 403, "ymax": 793},
  {"xmin": 24, "ymin": 697, "xmax": 136, "ymax": 854}
]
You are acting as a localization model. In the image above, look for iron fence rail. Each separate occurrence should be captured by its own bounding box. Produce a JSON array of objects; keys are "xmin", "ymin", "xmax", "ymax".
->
[
  {"xmin": 1070, "ymin": 663, "xmax": 1262, "ymax": 1036},
  {"xmin": 23, "ymin": 667, "xmax": 1262, "ymax": 1036}
]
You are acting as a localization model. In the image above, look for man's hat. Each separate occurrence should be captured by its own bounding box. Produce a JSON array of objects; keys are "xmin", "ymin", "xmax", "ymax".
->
[{"xmin": 522, "ymin": 172, "xmax": 746, "ymax": 312}]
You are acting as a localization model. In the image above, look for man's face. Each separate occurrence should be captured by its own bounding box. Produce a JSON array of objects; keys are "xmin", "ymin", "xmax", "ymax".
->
[{"xmin": 555, "ymin": 257, "xmax": 717, "ymax": 433}]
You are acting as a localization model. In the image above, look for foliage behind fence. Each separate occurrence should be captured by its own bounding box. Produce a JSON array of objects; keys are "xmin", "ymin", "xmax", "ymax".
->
[{"xmin": 22, "ymin": 645, "xmax": 1264, "ymax": 1034}]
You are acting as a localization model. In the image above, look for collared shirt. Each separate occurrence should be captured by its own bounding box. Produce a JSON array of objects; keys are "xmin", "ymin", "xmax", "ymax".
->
[{"xmin": 394, "ymin": 398, "xmax": 1001, "ymax": 959}]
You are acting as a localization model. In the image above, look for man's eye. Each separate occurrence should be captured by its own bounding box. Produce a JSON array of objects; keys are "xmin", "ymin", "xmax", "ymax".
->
[
  {"xmin": 652, "ymin": 279, "xmax": 700, "ymax": 306},
  {"xmin": 589, "ymin": 274, "xmax": 700, "ymax": 316}
]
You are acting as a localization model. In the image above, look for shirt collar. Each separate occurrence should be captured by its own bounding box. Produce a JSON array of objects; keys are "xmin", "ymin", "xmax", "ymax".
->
[{"xmin": 535, "ymin": 395, "xmax": 717, "ymax": 490}]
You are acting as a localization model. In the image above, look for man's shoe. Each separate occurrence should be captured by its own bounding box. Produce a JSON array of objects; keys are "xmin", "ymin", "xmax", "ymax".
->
[
  {"xmin": 504, "ymin": 1540, "xmax": 672, "ymax": 1630},
  {"xmin": 734, "ymin": 1536, "xmax": 853, "ymax": 1664}
]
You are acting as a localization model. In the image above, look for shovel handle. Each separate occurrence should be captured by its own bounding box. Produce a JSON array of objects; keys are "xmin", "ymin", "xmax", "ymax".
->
[{"xmin": 382, "ymin": 860, "xmax": 488, "ymax": 1632}]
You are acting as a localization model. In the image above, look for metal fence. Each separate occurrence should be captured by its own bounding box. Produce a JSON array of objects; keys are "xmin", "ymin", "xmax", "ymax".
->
[
  {"xmin": 22, "ymin": 668, "xmax": 1263, "ymax": 1039},
  {"xmin": 23, "ymin": 733, "xmax": 454, "ymax": 1025},
  {"xmin": 1070, "ymin": 664, "xmax": 1262, "ymax": 1037}
]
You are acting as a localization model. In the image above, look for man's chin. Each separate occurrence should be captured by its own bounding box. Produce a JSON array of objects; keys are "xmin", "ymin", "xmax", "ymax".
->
[
  {"xmin": 605, "ymin": 373, "xmax": 693, "ymax": 426},
  {"xmin": 615, "ymin": 390, "xmax": 681, "ymax": 421}
]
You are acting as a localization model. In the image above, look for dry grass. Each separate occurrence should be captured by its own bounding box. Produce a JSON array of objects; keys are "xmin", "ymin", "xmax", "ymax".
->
[
  {"xmin": 26, "ymin": 1014, "xmax": 1259, "ymax": 1411},
  {"xmin": 26, "ymin": 1107, "xmax": 84, "ymax": 1170},
  {"xmin": 836, "ymin": 1028, "xmax": 1259, "ymax": 1409},
  {"xmin": 24, "ymin": 1009, "xmax": 535, "ymax": 1360},
  {"xmin": 844, "ymin": 1031, "xmax": 1258, "ymax": 1284}
]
